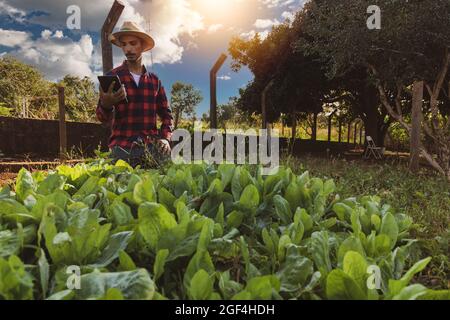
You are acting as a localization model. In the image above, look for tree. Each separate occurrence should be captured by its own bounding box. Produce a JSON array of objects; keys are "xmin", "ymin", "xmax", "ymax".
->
[
  {"xmin": 299, "ymin": 0, "xmax": 450, "ymax": 179},
  {"xmin": 59, "ymin": 75, "xmax": 98, "ymax": 122},
  {"xmin": 170, "ymin": 82, "xmax": 203, "ymax": 129},
  {"xmin": 0, "ymin": 56, "xmax": 56, "ymax": 118},
  {"xmin": 229, "ymin": 16, "xmax": 331, "ymax": 142}
]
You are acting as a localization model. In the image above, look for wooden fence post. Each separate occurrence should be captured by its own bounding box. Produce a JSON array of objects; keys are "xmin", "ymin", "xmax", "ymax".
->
[{"xmin": 58, "ymin": 86, "xmax": 67, "ymax": 161}]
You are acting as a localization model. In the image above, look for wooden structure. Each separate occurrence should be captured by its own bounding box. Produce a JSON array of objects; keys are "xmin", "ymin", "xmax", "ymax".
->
[
  {"xmin": 210, "ymin": 53, "xmax": 227, "ymax": 129},
  {"xmin": 101, "ymin": 0, "xmax": 125, "ymax": 74},
  {"xmin": 58, "ymin": 86, "xmax": 67, "ymax": 161}
]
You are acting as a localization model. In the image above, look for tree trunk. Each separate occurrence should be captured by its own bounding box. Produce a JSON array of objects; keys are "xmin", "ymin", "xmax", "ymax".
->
[
  {"xmin": 174, "ymin": 109, "xmax": 181, "ymax": 129},
  {"xmin": 290, "ymin": 109, "xmax": 297, "ymax": 154},
  {"xmin": 361, "ymin": 84, "xmax": 388, "ymax": 148},
  {"xmin": 409, "ymin": 81, "xmax": 424, "ymax": 172}
]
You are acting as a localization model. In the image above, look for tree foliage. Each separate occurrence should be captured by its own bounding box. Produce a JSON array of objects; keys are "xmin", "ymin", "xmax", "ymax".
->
[{"xmin": 170, "ymin": 82, "xmax": 203, "ymax": 129}]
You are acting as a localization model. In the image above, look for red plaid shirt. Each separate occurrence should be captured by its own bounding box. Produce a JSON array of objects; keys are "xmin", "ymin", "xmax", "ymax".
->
[{"xmin": 96, "ymin": 61, "xmax": 174, "ymax": 149}]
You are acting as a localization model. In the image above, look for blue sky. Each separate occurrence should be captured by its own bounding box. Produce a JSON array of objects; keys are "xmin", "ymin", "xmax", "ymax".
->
[{"xmin": 0, "ymin": 0, "xmax": 306, "ymax": 116}]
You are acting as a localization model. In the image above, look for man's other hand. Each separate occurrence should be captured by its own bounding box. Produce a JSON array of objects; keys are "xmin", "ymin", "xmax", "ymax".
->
[
  {"xmin": 156, "ymin": 139, "xmax": 171, "ymax": 155},
  {"xmin": 100, "ymin": 82, "xmax": 127, "ymax": 109}
]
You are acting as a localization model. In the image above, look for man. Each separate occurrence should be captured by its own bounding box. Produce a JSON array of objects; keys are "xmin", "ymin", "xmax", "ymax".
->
[{"xmin": 96, "ymin": 21, "xmax": 173, "ymax": 167}]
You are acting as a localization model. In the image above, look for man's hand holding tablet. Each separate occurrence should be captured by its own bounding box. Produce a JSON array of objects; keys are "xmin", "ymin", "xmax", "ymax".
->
[{"xmin": 98, "ymin": 75, "xmax": 128, "ymax": 109}]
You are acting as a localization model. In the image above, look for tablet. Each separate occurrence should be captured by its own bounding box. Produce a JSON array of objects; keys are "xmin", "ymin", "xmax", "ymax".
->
[{"xmin": 98, "ymin": 75, "xmax": 128, "ymax": 103}]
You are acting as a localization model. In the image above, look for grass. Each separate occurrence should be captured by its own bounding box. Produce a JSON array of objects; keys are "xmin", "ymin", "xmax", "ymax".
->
[{"xmin": 281, "ymin": 153, "xmax": 449, "ymax": 289}]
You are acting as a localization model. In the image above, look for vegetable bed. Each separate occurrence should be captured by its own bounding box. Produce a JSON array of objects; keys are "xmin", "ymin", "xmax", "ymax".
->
[{"xmin": 0, "ymin": 158, "xmax": 448, "ymax": 300}]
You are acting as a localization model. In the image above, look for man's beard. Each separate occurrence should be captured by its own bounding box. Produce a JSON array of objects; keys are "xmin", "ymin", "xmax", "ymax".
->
[{"xmin": 126, "ymin": 54, "xmax": 141, "ymax": 62}]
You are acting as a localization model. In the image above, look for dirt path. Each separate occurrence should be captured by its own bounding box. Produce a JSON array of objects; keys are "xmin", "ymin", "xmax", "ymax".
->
[{"xmin": 0, "ymin": 172, "xmax": 17, "ymax": 188}]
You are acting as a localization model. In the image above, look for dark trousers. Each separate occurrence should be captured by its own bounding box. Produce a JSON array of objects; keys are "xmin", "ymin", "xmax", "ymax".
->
[{"xmin": 110, "ymin": 143, "xmax": 169, "ymax": 168}]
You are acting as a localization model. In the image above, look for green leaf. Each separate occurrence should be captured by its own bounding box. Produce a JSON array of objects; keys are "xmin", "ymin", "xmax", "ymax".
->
[
  {"xmin": 36, "ymin": 173, "xmax": 66, "ymax": 195},
  {"xmin": 73, "ymin": 176, "xmax": 100, "ymax": 200},
  {"xmin": 38, "ymin": 249, "xmax": 49, "ymax": 299},
  {"xmin": 298, "ymin": 208, "xmax": 313, "ymax": 231},
  {"xmin": 219, "ymin": 271, "xmax": 243, "ymax": 300},
  {"xmin": 89, "ymin": 231, "xmax": 133, "ymax": 268},
  {"xmin": 197, "ymin": 219, "xmax": 214, "ymax": 251},
  {"xmin": 0, "ymin": 199, "xmax": 29, "ymax": 216},
  {"xmin": 380, "ymin": 213, "xmax": 399, "ymax": 249},
  {"xmin": 183, "ymin": 250, "xmax": 215, "ymax": 291},
  {"xmin": 0, "ymin": 229, "xmax": 21, "ymax": 258},
  {"xmin": 0, "ymin": 255, "xmax": 34, "ymax": 300},
  {"xmin": 46, "ymin": 290, "xmax": 74, "ymax": 300},
  {"xmin": 15, "ymin": 168, "xmax": 36, "ymax": 202},
  {"xmin": 388, "ymin": 257, "xmax": 432, "ymax": 296},
  {"xmin": 138, "ymin": 202, "xmax": 177, "ymax": 251},
  {"xmin": 337, "ymin": 236, "xmax": 365, "ymax": 265},
  {"xmin": 277, "ymin": 246, "xmax": 314, "ymax": 292},
  {"xmin": 133, "ymin": 179, "xmax": 156, "ymax": 204},
  {"xmin": 158, "ymin": 187, "xmax": 176, "ymax": 213},
  {"xmin": 108, "ymin": 200, "xmax": 134, "ymax": 226},
  {"xmin": 343, "ymin": 251, "xmax": 368, "ymax": 294},
  {"xmin": 218, "ymin": 163, "xmax": 235, "ymax": 190},
  {"xmin": 153, "ymin": 249, "xmax": 169, "ymax": 282},
  {"xmin": 101, "ymin": 288, "xmax": 125, "ymax": 300},
  {"xmin": 284, "ymin": 181, "xmax": 301, "ymax": 212},
  {"xmin": 392, "ymin": 284, "xmax": 428, "ymax": 300},
  {"xmin": 323, "ymin": 179, "xmax": 336, "ymax": 196},
  {"xmin": 226, "ymin": 210, "xmax": 244, "ymax": 228},
  {"xmin": 273, "ymin": 194, "xmax": 292, "ymax": 225},
  {"xmin": 75, "ymin": 269, "xmax": 155, "ymax": 300},
  {"xmin": 189, "ymin": 269, "xmax": 214, "ymax": 300},
  {"xmin": 326, "ymin": 269, "xmax": 367, "ymax": 300},
  {"xmin": 332, "ymin": 202, "xmax": 353, "ymax": 221},
  {"xmin": 239, "ymin": 184, "xmax": 259, "ymax": 210},
  {"xmin": 245, "ymin": 275, "xmax": 280, "ymax": 300},
  {"xmin": 419, "ymin": 289, "xmax": 450, "ymax": 300},
  {"xmin": 309, "ymin": 231, "xmax": 332, "ymax": 277},
  {"xmin": 118, "ymin": 250, "xmax": 136, "ymax": 271}
]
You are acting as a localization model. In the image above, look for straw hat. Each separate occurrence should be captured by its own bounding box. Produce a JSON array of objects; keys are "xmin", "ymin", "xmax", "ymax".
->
[{"xmin": 109, "ymin": 21, "xmax": 155, "ymax": 52}]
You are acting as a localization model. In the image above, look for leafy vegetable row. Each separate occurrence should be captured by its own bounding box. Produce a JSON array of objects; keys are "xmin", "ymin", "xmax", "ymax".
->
[{"xmin": 0, "ymin": 159, "xmax": 448, "ymax": 300}]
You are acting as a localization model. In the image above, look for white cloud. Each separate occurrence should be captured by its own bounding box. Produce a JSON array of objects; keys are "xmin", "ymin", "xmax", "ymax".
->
[
  {"xmin": 281, "ymin": 11, "xmax": 295, "ymax": 21},
  {"xmin": 0, "ymin": 28, "xmax": 31, "ymax": 47},
  {"xmin": 240, "ymin": 29, "xmax": 269, "ymax": 40},
  {"xmin": 254, "ymin": 18, "xmax": 280, "ymax": 29},
  {"xmin": 1, "ymin": 28, "xmax": 95, "ymax": 81},
  {"xmin": 217, "ymin": 75, "xmax": 231, "ymax": 81},
  {"xmin": 0, "ymin": 0, "xmax": 26, "ymax": 22},
  {"xmin": 259, "ymin": 0, "xmax": 295, "ymax": 9},
  {"xmin": 207, "ymin": 24, "xmax": 224, "ymax": 34},
  {"xmin": 1, "ymin": 0, "xmax": 204, "ymax": 65}
]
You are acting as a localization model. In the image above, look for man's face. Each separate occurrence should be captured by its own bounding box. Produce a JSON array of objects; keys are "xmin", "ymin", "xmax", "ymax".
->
[{"xmin": 120, "ymin": 35, "xmax": 144, "ymax": 62}]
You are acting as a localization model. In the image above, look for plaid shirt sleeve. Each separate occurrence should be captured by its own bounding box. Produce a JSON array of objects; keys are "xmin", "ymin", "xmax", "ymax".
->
[
  {"xmin": 156, "ymin": 79, "xmax": 174, "ymax": 141},
  {"xmin": 96, "ymin": 98, "xmax": 114, "ymax": 124}
]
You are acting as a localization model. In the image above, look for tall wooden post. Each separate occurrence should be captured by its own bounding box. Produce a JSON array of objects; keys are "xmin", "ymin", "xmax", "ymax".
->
[
  {"xmin": 102, "ymin": 0, "xmax": 125, "ymax": 74},
  {"xmin": 210, "ymin": 53, "xmax": 227, "ymax": 129},
  {"xmin": 261, "ymin": 79, "xmax": 275, "ymax": 130},
  {"xmin": 311, "ymin": 113, "xmax": 318, "ymax": 141},
  {"xmin": 58, "ymin": 86, "xmax": 67, "ymax": 161},
  {"xmin": 359, "ymin": 126, "xmax": 363, "ymax": 145},
  {"xmin": 409, "ymin": 81, "xmax": 424, "ymax": 172},
  {"xmin": 338, "ymin": 120, "xmax": 342, "ymax": 142},
  {"xmin": 347, "ymin": 122, "xmax": 351, "ymax": 143},
  {"xmin": 327, "ymin": 115, "xmax": 332, "ymax": 142}
]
